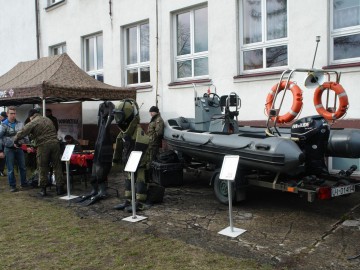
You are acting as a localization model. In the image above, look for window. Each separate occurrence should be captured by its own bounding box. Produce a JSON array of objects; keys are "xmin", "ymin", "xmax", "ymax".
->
[
  {"xmin": 50, "ymin": 43, "xmax": 66, "ymax": 56},
  {"xmin": 124, "ymin": 22, "xmax": 150, "ymax": 85},
  {"xmin": 331, "ymin": 0, "xmax": 360, "ymax": 63},
  {"xmin": 83, "ymin": 34, "xmax": 103, "ymax": 82},
  {"xmin": 48, "ymin": 0, "xmax": 61, "ymax": 4},
  {"xmin": 45, "ymin": 0, "xmax": 66, "ymax": 11},
  {"xmin": 240, "ymin": 0, "xmax": 288, "ymax": 73},
  {"xmin": 173, "ymin": 6, "xmax": 208, "ymax": 80}
]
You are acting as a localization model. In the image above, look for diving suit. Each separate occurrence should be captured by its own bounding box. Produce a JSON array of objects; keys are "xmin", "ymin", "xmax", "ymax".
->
[
  {"xmin": 78, "ymin": 101, "xmax": 114, "ymax": 205},
  {"xmin": 112, "ymin": 99, "xmax": 151, "ymax": 212}
]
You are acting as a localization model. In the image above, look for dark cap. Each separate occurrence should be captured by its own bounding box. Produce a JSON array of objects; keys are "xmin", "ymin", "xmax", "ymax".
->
[
  {"xmin": 0, "ymin": 111, "xmax": 7, "ymax": 118},
  {"xmin": 149, "ymin": 106, "xmax": 159, "ymax": 113},
  {"xmin": 28, "ymin": 109, "xmax": 40, "ymax": 118}
]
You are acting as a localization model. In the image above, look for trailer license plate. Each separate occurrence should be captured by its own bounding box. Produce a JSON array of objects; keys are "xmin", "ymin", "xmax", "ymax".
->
[{"xmin": 331, "ymin": 185, "xmax": 355, "ymax": 197}]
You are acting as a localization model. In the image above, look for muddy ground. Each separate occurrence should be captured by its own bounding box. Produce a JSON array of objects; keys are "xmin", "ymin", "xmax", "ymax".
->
[{"xmin": 47, "ymin": 169, "xmax": 360, "ymax": 270}]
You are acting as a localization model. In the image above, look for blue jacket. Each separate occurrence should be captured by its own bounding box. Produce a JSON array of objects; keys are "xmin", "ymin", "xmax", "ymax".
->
[{"xmin": 0, "ymin": 119, "xmax": 28, "ymax": 151}]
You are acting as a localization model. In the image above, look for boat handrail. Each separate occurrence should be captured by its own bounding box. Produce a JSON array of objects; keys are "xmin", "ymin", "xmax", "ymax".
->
[{"xmin": 266, "ymin": 68, "xmax": 341, "ymax": 136}]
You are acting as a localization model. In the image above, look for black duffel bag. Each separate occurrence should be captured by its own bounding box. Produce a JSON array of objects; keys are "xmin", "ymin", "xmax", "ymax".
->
[{"xmin": 157, "ymin": 150, "xmax": 179, "ymax": 164}]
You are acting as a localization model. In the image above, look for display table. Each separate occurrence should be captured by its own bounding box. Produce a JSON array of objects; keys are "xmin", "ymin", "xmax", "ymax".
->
[
  {"xmin": 67, "ymin": 152, "xmax": 94, "ymax": 187},
  {"xmin": 70, "ymin": 153, "xmax": 94, "ymax": 168}
]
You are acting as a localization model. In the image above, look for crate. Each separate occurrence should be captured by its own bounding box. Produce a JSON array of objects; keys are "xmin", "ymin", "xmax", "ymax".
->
[{"xmin": 151, "ymin": 161, "xmax": 183, "ymax": 187}]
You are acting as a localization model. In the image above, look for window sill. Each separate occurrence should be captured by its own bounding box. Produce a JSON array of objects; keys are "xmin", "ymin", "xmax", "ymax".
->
[
  {"xmin": 45, "ymin": 0, "xmax": 66, "ymax": 11},
  {"xmin": 168, "ymin": 78, "xmax": 212, "ymax": 88},
  {"xmin": 234, "ymin": 70, "xmax": 284, "ymax": 80},
  {"xmin": 129, "ymin": 84, "xmax": 153, "ymax": 92},
  {"xmin": 323, "ymin": 62, "xmax": 360, "ymax": 69}
]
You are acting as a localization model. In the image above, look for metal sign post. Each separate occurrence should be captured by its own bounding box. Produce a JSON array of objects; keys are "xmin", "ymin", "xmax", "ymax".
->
[
  {"xmin": 60, "ymin": 145, "xmax": 78, "ymax": 200},
  {"xmin": 122, "ymin": 151, "xmax": 147, "ymax": 223},
  {"xmin": 218, "ymin": 155, "xmax": 246, "ymax": 238}
]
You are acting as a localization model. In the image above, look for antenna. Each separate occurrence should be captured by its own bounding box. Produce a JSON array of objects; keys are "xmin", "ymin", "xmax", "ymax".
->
[{"xmin": 311, "ymin": 36, "xmax": 321, "ymax": 69}]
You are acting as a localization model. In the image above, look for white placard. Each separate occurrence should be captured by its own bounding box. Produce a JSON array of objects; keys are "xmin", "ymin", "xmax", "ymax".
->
[
  {"xmin": 61, "ymin": 145, "xmax": 75, "ymax": 161},
  {"xmin": 219, "ymin": 155, "xmax": 239, "ymax": 181},
  {"xmin": 124, "ymin": 151, "xmax": 143, "ymax": 172}
]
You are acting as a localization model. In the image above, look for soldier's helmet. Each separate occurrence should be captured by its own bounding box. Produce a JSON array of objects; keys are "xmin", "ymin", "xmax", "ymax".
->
[{"xmin": 113, "ymin": 99, "xmax": 139, "ymax": 129}]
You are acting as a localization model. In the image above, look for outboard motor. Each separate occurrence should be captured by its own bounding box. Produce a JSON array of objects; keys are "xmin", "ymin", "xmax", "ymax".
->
[{"xmin": 291, "ymin": 116, "xmax": 330, "ymax": 176}]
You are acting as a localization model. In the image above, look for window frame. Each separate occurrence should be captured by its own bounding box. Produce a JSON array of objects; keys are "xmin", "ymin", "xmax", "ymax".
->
[
  {"xmin": 330, "ymin": 0, "xmax": 360, "ymax": 64},
  {"xmin": 83, "ymin": 33, "xmax": 104, "ymax": 82},
  {"xmin": 50, "ymin": 43, "xmax": 67, "ymax": 56},
  {"xmin": 172, "ymin": 5, "xmax": 209, "ymax": 81},
  {"xmin": 46, "ymin": 0, "xmax": 66, "ymax": 9},
  {"xmin": 123, "ymin": 21, "xmax": 151, "ymax": 86},
  {"xmin": 239, "ymin": 0, "xmax": 288, "ymax": 74}
]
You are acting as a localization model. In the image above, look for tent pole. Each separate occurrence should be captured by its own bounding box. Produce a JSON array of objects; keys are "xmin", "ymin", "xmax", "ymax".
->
[{"xmin": 42, "ymin": 99, "xmax": 46, "ymax": 116}]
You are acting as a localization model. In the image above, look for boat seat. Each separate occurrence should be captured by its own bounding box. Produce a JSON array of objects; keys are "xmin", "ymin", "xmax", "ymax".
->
[
  {"xmin": 168, "ymin": 118, "xmax": 191, "ymax": 130},
  {"xmin": 177, "ymin": 117, "xmax": 190, "ymax": 129},
  {"xmin": 168, "ymin": 119, "xmax": 180, "ymax": 127}
]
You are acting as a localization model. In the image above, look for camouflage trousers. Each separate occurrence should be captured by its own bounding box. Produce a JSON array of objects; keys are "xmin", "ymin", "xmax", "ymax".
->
[
  {"xmin": 36, "ymin": 142, "xmax": 63, "ymax": 188},
  {"xmin": 148, "ymin": 144, "xmax": 160, "ymax": 162}
]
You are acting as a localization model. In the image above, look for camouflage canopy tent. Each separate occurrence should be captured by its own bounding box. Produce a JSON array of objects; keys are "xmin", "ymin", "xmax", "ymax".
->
[{"xmin": 0, "ymin": 53, "xmax": 135, "ymax": 107}]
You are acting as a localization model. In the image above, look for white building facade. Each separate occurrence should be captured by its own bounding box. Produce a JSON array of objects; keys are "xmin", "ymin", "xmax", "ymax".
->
[
  {"xmin": 1, "ymin": 0, "xmax": 360, "ymax": 170},
  {"xmin": 2, "ymin": 0, "xmax": 360, "ymax": 122}
]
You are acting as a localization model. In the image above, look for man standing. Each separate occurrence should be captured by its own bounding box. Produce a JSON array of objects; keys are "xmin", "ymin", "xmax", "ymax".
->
[
  {"xmin": 64, "ymin": 135, "xmax": 82, "ymax": 152},
  {"xmin": 14, "ymin": 109, "xmax": 65, "ymax": 196},
  {"xmin": 0, "ymin": 106, "xmax": 28, "ymax": 192},
  {"xmin": 147, "ymin": 106, "xmax": 164, "ymax": 162},
  {"xmin": 45, "ymin": 108, "xmax": 59, "ymax": 132}
]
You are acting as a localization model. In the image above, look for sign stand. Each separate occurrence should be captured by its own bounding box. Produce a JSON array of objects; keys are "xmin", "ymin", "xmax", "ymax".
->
[
  {"xmin": 218, "ymin": 155, "xmax": 246, "ymax": 238},
  {"xmin": 122, "ymin": 151, "xmax": 147, "ymax": 223},
  {"xmin": 60, "ymin": 145, "xmax": 78, "ymax": 200}
]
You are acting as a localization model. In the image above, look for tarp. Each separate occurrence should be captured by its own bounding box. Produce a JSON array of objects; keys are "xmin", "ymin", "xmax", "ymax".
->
[{"xmin": 0, "ymin": 53, "xmax": 136, "ymax": 106}]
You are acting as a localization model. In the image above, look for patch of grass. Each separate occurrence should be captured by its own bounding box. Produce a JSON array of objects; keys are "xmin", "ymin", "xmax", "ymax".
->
[{"xmin": 0, "ymin": 181, "xmax": 273, "ymax": 270}]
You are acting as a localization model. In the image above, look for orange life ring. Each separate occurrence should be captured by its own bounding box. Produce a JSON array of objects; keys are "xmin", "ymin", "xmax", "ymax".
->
[
  {"xmin": 265, "ymin": 81, "xmax": 303, "ymax": 123},
  {"xmin": 313, "ymin": 82, "xmax": 348, "ymax": 121}
]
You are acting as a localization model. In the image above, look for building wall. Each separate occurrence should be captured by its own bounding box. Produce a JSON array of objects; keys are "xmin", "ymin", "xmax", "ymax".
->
[
  {"xmin": 0, "ymin": 0, "xmax": 37, "ymax": 75},
  {"xmin": 1, "ymin": 0, "xmax": 360, "ymax": 125}
]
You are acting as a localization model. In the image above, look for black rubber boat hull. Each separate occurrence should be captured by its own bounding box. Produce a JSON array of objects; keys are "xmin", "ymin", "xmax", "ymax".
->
[{"xmin": 164, "ymin": 123, "xmax": 305, "ymax": 173}]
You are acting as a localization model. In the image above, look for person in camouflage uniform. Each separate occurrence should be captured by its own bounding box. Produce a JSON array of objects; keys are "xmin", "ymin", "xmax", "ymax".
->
[
  {"xmin": 113, "ymin": 99, "xmax": 151, "ymax": 212},
  {"xmin": 147, "ymin": 106, "xmax": 164, "ymax": 162},
  {"xmin": 14, "ymin": 109, "xmax": 65, "ymax": 196}
]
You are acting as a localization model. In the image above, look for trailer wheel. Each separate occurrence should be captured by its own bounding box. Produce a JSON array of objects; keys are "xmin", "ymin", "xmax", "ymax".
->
[{"xmin": 212, "ymin": 171, "xmax": 235, "ymax": 204}]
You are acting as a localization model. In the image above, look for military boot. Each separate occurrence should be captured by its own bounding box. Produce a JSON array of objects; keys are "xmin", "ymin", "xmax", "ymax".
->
[
  {"xmin": 125, "ymin": 201, "xmax": 151, "ymax": 213},
  {"xmin": 97, "ymin": 182, "xmax": 108, "ymax": 198},
  {"xmin": 113, "ymin": 199, "xmax": 131, "ymax": 210}
]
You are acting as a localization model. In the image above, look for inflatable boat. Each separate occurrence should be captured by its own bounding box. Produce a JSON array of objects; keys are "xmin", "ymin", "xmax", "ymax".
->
[{"xmin": 164, "ymin": 69, "xmax": 360, "ymax": 178}]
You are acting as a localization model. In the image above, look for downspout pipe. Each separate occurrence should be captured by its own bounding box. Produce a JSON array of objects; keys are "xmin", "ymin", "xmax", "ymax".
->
[
  {"xmin": 35, "ymin": 0, "xmax": 40, "ymax": 59},
  {"xmin": 155, "ymin": 0, "xmax": 159, "ymax": 107}
]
